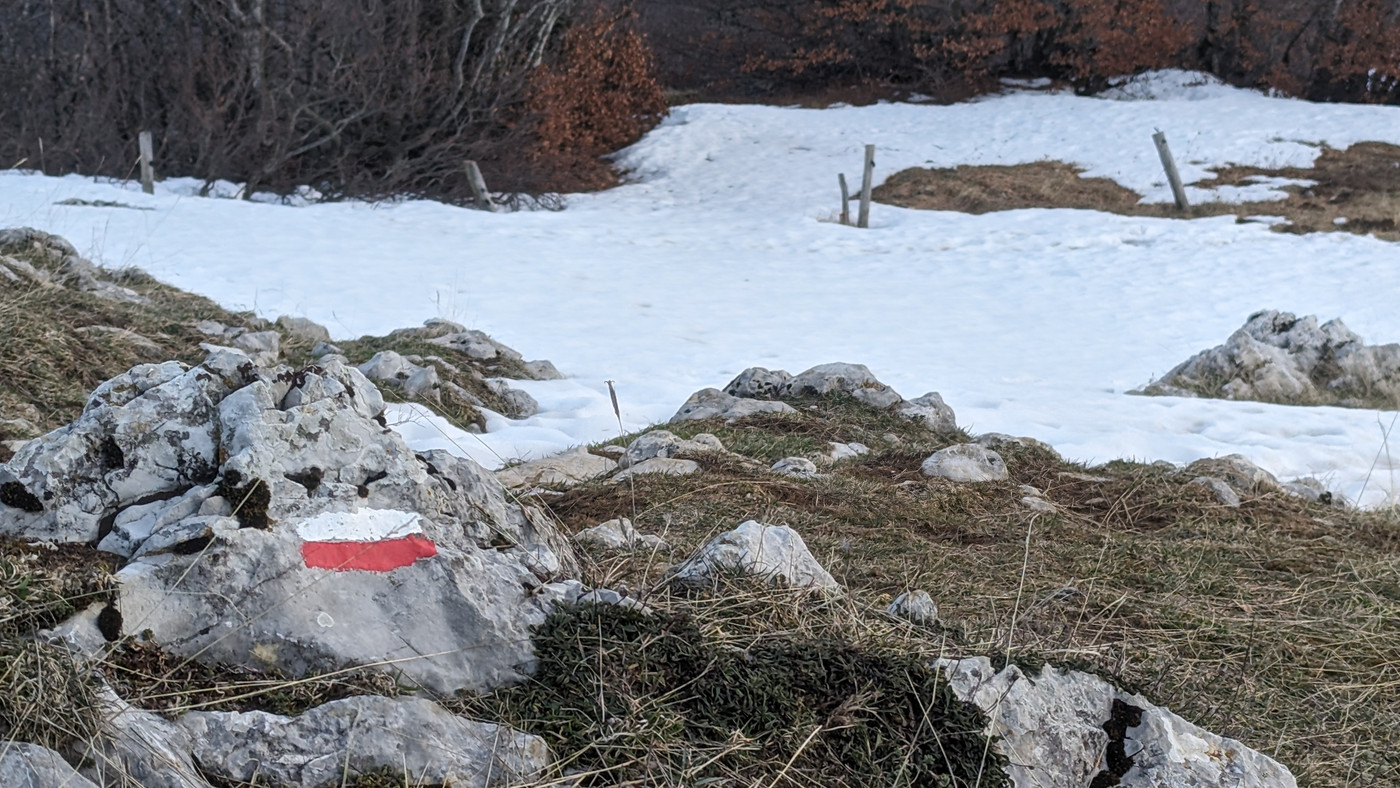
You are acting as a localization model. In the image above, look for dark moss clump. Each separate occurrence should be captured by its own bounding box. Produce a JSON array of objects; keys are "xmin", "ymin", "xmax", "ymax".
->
[
  {"xmin": 464, "ymin": 603, "xmax": 1008, "ymax": 787},
  {"xmin": 217, "ymin": 471, "xmax": 272, "ymax": 529},
  {"xmin": 0, "ymin": 481, "xmax": 43, "ymax": 513}
]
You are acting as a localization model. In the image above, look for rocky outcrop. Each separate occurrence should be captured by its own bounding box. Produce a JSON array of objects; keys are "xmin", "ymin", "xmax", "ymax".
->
[
  {"xmin": 887, "ymin": 590, "xmax": 938, "ymax": 625},
  {"xmin": 179, "ymin": 696, "xmax": 549, "ymax": 788},
  {"xmin": 670, "ymin": 388, "xmax": 796, "ymax": 423},
  {"xmin": 938, "ymin": 657, "xmax": 1297, "ymax": 788},
  {"xmin": 496, "ymin": 447, "xmax": 616, "ymax": 490},
  {"xmin": 0, "ymin": 743, "xmax": 100, "ymax": 788},
  {"xmin": 1138, "ymin": 310, "xmax": 1400, "ymax": 409},
  {"xmin": 2, "ymin": 350, "xmax": 580, "ymax": 695},
  {"xmin": 672, "ymin": 521, "xmax": 839, "ymax": 590},
  {"xmin": 620, "ymin": 430, "xmax": 724, "ymax": 467}
]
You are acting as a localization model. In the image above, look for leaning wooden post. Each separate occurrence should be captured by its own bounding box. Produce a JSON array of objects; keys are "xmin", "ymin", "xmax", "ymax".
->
[
  {"xmin": 464, "ymin": 160, "xmax": 498, "ymax": 212},
  {"xmin": 857, "ymin": 144, "xmax": 875, "ymax": 228},
  {"xmin": 838, "ymin": 173, "xmax": 851, "ymax": 226},
  {"xmin": 138, "ymin": 131, "xmax": 155, "ymax": 195},
  {"xmin": 1152, "ymin": 130, "xmax": 1189, "ymax": 212}
]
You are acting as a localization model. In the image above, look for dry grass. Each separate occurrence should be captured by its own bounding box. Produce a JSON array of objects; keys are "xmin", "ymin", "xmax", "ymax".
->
[
  {"xmin": 521, "ymin": 398, "xmax": 1400, "ymax": 787},
  {"xmin": 874, "ymin": 142, "xmax": 1400, "ymax": 243}
]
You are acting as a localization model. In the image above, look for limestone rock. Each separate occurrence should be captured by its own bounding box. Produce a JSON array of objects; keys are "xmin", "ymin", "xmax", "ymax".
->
[
  {"xmin": 672, "ymin": 521, "xmax": 839, "ymax": 590},
  {"xmin": 921, "ymin": 444, "xmax": 1009, "ymax": 483},
  {"xmin": 1139, "ymin": 310, "xmax": 1400, "ymax": 408},
  {"xmin": 670, "ymin": 388, "xmax": 797, "ymax": 422},
  {"xmin": 724, "ymin": 367, "xmax": 792, "ymax": 399},
  {"xmin": 179, "ymin": 696, "xmax": 548, "ymax": 788},
  {"xmin": 0, "ymin": 742, "xmax": 100, "ymax": 788},
  {"xmin": 575, "ymin": 518, "xmax": 668, "ymax": 552},
  {"xmin": 230, "ymin": 330, "xmax": 280, "ymax": 361},
  {"xmin": 496, "ymin": 447, "xmax": 615, "ymax": 490},
  {"xmin": 357, "ymin": 351, "xmax": 441, "ymax": 401},
  {"xmin": 937, "ymin": 657, "xmax": 1297, "ymax": 788},
  {"xmin": 887, "ymin": 590, "xmax": 938, "ymax": 624},
  {"xmin": 79, "ymin": 686, "xmax": 209, "ymax": 788},
  {"xmin": 827, "ymin": 442, "xmax": 870, "ymax": 462},
  {"xmin": 621, "ymin": 430, "xmax": 723, "ymax": 467},
  {"xmin": 771, "ymin": 457, "xmax": 819, "ymax": 477},
  {"xmin": 521, "ymin": 359, "xmax": 566, "ymax": 380},
  {"xmin": 276, "ymin": 315, "xmax": 332, "ymax": 344},
  {"xmin": 1185, "ymin": 455, "xmax": 1280, "ymax": 494},
  {"xmin": 311, "ymin": 341, "xmax": 343, "ymax": 358},
  {"xmin": 1281, "ymin": 477, "xmax": 1347, "ymax": 507},
  {"xmin": 612, "ymin": 457, "xmax": 700, "ymax": 482},
  {"xmin": 898, "ymin": 392, "xmax": 958, "ymax": 432},
  {"xmin": 427, "ymin": 329, "xmax": 524, "ymax": 362},
  {"xmin": 1190, "ymin": 476, "xmax": 1242, "ymax": 508},
  {"xmin": 488, "ymin": 380, "xmax": 539, "ymax": 419},
  {"xmin": 783, "ymin": 362, "xmax": 903, "ymax": 408},
  {"xmin": 976, "ymin": 433, "xmax": 1060, "ymax": 459}
]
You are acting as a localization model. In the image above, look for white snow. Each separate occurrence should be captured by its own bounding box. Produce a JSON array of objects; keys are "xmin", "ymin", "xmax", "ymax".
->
[{"xmin": 4, "ymin": 71, "xmax": 1400, "ymax": 506}]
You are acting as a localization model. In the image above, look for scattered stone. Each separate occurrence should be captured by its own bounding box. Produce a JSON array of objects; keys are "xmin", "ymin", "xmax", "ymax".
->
[
  {"xmin": 920, "ymin": 444, "xmax": 1008, "ymax": 483},
  {"xmin": 488, "ymin": 380, "xmax": 539, "ymax": 419},
  {"xmin": 1282, "ymin": 477, "xmax": 1347, "ymax": 507},
  {"xmin": 937, "ymin": 657, "xmax": 1297, "ymax": 788},
  {"xmin": 1190, "ymin": 476, "xmax": 1242, "ymax": 508},
  {"xmin": 275, "ymin": 315, "xmax": 332, "ymax": 344},
  {"xmin": 771, "ymin": 457, "xmax": 819, "ymax": 477},
  {"xmin": 594, "ymin": 444, "xmax": 627, "ymax": 460},
  {"xmin": 1185, "ymin": 455, "xmax": 1280, "ymax": 494},
  {"xmin": 427, "ymin": 328, "xmax": 524, "ymax": 362},
  {"xmin": 1021, "ymin": 494, "xmax": 1057, "ymax": 514},
  {"xmin": 576, "ymin": 587, "xmax": 653, "ymax": 613},
  {"xmin": 672, "ymin": 521, "xmax": 839, "ymax": 590},
  {"xmin": 496, "ymin": 447, "xmax": 616, "ymax": 490},
  {"xmin": 621, "ymin": 430, "xmax": 724, "ymax": 467},
  {"xmin": 179, "ymin": 696, "xmax": 548, "ymax": 788},
  {"xmin": 827, "ymin": 442, "xmax": 870, "ymax": 462},
  {"xmin": 0, "ymin": 416, "xmax": 41, "ymax": 440},
  {"xmin": 80, "ymin": 685, "xmax": 208, "ymax": 788},
  {"xmin": 670, "ymin": 388, "xmax": 796, "ymax": 422},
  {"xmin": 976, "ymin": 432, "xmax": 1060, "ymax": 458},
  {"xmin": 784, "ymin": 362, "xmax": 903, "ymax": 408},
  {"xmin": 724, "ymin": 366, "xmax": 792, "ymax": 399},
  {"xmin": 575, "ymin": 518, "xmax": 669, "ymax": 552},
  {"xmin": 612, "ymin": 457, "xmax": 700, "ymax": 482},
  {"xmin": 1138, "ymin": 310, "xmax": 1400, "ymax": 409},
  {"xmin": 898, "ymin": 392, "xmax": 958, "ymax": 432},
  {"xmin": 887, "ymin": 590, "xmax": 938, "ymax": 624},
  {"xmin": 311, "ymin": 340, "xmax": 343, "ymax": 358},
  {"xmin": 0, "ymin": 742, "xmax": 100, "ymax": 788},
  {"xmin": 357, "ymin": 350, "xmax": 443, "ymax": 401},
  {"xmin": 521, "ymin": 359, "xmax": 566, "ymax": 380}
]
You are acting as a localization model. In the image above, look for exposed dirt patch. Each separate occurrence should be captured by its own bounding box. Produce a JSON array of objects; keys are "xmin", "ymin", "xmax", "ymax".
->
[{"xmin": 874, "ymin": 142, "xmax": 1400, "ymax": 242}]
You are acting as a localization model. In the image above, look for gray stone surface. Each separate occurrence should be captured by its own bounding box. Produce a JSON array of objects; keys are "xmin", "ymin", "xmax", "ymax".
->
[
  {"xmin": 1139, "ymin": 310, "xmax": 1400, "ymax": 408},
  {"xmin": 1190, "ymin": 476, "xmax": 1242, "ymax": 508},
  {"xmin": 488, "ymin": 380, "xmax": 539, "ymax": 419},
  {"xmin": 887, "ymin": 590, "xmax": 938, "ymax": 624},
  {"xmin": 1184, "ymin": 454, "xmax": 1280, "ymax": 495},
  {"xmin": 898, "ymin": 392, "xmax": 958, "ymax": 432},
  {"xmin": 521, "ymin": 359, "xmax": 566, "ymax": 381},
  {"xmin": 937, "ymin": 657, "xmax": 1297, "ymax": 788},
  {"xmin": 783, "ymin": 362, "xmax": 904, "ymax": 408},
  {"xmin": 357, "ymin": 351, "xmax": 441, "ymax": 401},
  {"xmin": 79, "ymin": 686, "xmax": 209, "ymax": 788},
  {"xmin": 612, "ymin": 457, "xmax": 700, "ymax": 482},
  {"xmin": 179, "ymin": 696, "xmax": 548, "ymax": 788},
  {"xmin": 827, "ymin": 442, "xmax": 870, "ymax": 462},
  {"xmin": 0, "ymin": 742, "xmax": 100, "ymax": 788},
  {"xmin": 574, "ymin": 517, "xmax": 668, "ymax": 552},
  {"xmin": 921, "ymin": 444, "xmax": 1009, "ymax": 483},
  {"xmin": 276, "ymin": 315, "xmax": 332, "ymax": 344},
  {"xmin": 724, "ymin": 367, "xmax": 792, "ymax": 399},
  {"xmin": 670, "ymin": 388, "xmax": 797, "ymax": 422},
  {"xmin": 495, "ymin": 447, "xmax": 616, "ymax": 490},
  {"xmin": 976, "ymin": 433, "xmax": 1060, "ymax": 458},
  {"xmin": 427, "ymin": 329, "xmax": 524, "ymax": 362},
  {"xmin": 771, "ymin": 457, "xmax": 819, "ymax": 477},
  {"xmin": 672, "ymin": 521, "xmax": 839, "ymax": 590},
  {"xmin": 621, "ymin": 430, "xmax": 724, "ymax": 467}
]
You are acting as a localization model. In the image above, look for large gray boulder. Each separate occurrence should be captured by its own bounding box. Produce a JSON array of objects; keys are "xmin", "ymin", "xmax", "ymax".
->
[
  {"xmin": 1139, "ymin": 310, "xmax": 1400, "ymax": 408},
  {"xmin": 670, "ymin": 388, "xmax": 796, "ymax": 423},
  {"xmin": 179, "ymin": 696, "xmax": 549, "ymax": 788},
  {"xmin": 724, "ymin": 367, "xmax": 793, "ymax": 399},
  {"xmin": 5, "ymin": 351, "xmax": 579, "ymax": 696},
  {"xmin": 0, "ymin": 743, "xmax": 100, "ymax": 788},
  {"xmin": 783, "ymin": 362, "xmax": 904, "ymax": 409},
  {"xmin": 938, "ymin": 657, "xmax": 1297, "ymax": 788},
  {"xmin": 672, "ymin": 521, "xmax": 839, "ymax": 590}
]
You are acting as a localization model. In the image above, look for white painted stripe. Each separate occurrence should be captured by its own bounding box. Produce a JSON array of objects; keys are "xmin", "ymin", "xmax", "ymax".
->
[{"xmin": 294, "ymin": 509, "xmax": 424, "ymax": 543}]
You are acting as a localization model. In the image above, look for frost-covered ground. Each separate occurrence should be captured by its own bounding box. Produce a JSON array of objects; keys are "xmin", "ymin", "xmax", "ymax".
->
[{"xmin": 4, "ymin": 71, "xmax": 1400, "ymax": 505}]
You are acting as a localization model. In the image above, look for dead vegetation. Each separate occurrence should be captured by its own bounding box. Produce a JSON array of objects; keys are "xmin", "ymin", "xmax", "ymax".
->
[{"xmin": 874, "ymin": 141, "xmax": 1400, "ymax": 242}]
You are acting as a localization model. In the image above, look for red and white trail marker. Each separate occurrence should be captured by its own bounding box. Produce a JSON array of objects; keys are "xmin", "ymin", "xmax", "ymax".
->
[{"xmin": 296, "ymin": 510, "xmax": 438, "ymax": 572}]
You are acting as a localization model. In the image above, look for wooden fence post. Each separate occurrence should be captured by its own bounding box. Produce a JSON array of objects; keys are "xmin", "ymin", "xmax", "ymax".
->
[
  {"xmin": 857, "ymin": 144, "xmax": 875, "ymax": 228},
  {"xmin": 1151, "ymin": 131, "xmax": 1189, "ymax": 211},
  {"xmin": 838, "ymin": 173, "xmax": 851, "ymax": 226},
  {"xmin": 138, "ymin": 131, "xmax": 155, "ymax": 195},
  {"xmin": 464, "ymin": 160, "xmax": 498, "ymax": 212}
]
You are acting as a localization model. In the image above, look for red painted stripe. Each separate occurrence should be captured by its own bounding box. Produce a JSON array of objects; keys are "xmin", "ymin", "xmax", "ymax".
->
[{"xmin": 301, "ymin": 535, "xmax": 438, "ymax": 572}]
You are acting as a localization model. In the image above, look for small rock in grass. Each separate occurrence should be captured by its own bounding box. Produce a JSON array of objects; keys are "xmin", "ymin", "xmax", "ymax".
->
[
  {"xmin": 575, "ymin": 517, "xmax": 670, "ymax": 552},
  {"xmin": 771, "ymin": 457, "xmax": 819, "ymax": 477},
  {"xmin": 887, "ymin": 590, "xmax": 938, "ymax": 624},
  {"xmin": 784, "ymin": 362, "xmax": 903, "ymax": 409},
  {"xmin": 897, "ymin": 392, "xmax": 957, "ymax": 432},
  {"xmin": 621, "ymin": 430, "xmax": 724, "ymax": 467},
  {"xmin": 921, "ymin": 444, "xmax": 1008, "ymax": 483},
  {"xmin": 275, "ymin": 315, "xmax": 331, "ymax": 344},
  {"xmin": 670, "ymin": 388, "xmax": 796, "ymax": 422},
  {"xmin": 828, "ymin": 441, "xmax": 870, "ymax": 462},
  {"xmin": 1185, "ymin": 454, "xmax": 1280, "ymax": 494},
  {"xmin": 496, "ymin": 447, "xmax": 616, "ymax": 490},
  {"xmin": 1190, "ymin": 476, "xmax": 1242, "ymax": 508},
  {"xmin": 724, "ymin": 366, "xmax": 792, "ymax": 399},
  {"xmin": 673, "ymin": 521, "xmax": 839, "ymax": 590},
  {"xmin": 612, "ymin": 457, "xmax": 700, "ymax": 482}
]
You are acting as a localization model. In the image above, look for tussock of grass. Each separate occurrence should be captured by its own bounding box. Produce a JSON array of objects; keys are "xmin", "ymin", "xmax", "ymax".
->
[{"xmin": 874, "ymin": 142, "xmax": 1400, "ymax": 243}]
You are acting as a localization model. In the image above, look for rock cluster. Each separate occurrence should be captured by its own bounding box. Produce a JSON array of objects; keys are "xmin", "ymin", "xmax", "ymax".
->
[
  {"xmin": 1139, "ymin": 310, "xmax": 1400, "ymax": 409},
  {"xmin": 671, "ymin": 361, "xmax": 957, "ymax": 433}
]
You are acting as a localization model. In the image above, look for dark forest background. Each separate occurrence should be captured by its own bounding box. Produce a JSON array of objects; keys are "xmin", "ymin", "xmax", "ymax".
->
[{"xmin": 2, "ymin": 0, "xmax": 1396, "ymax": 201}]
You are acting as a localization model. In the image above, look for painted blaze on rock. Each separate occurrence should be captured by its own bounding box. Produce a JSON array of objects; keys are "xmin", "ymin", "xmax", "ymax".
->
[{"xmin": 295, "ymin": 510, "xmax": 438, "ymax": 572}]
